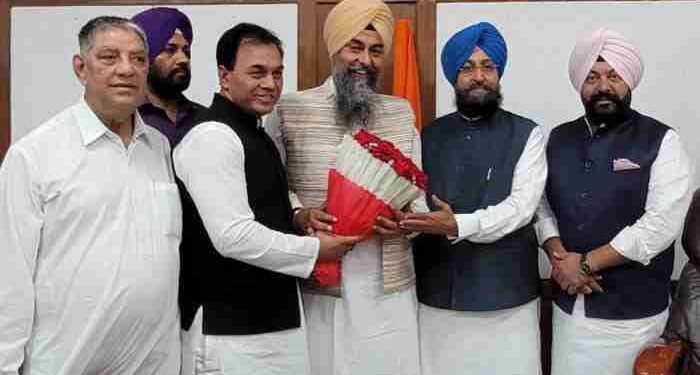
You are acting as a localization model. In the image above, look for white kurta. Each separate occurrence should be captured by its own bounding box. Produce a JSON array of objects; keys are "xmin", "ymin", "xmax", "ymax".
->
[
  {"xmin": 535, "ymin": 128, "xmax": 691, "ymax": 266},
  {"xmin": 182, "ymin": 293, "xmax": 311, "ymax": 375},
  {"xmin": 419, "ymin": 299, "xmax": 541, "ymax": 375},
  {"xmin": 535, "ymin": 125, "xmax": 692, "ymax": 375},
  {"xmin": 417, "ymin": 119, "xmax": 548, "ymax": 375},
  {"xmin": 174, "ymin": 121, "xmax": 320, "ymax": 375},
  {"xmin": 551, "ymin": 296, "xmax": 668, "ymax": 375},
  {"xmin": 265, "ymin": 113, "xmax": 423, "ymax": 375},
  {"xmin": 303, "ymin": 237, "xmax": 421, "ymax": 375},
  {"xmin": 0, "ymin": 99, "xmax": 181, "ymax": 375}
]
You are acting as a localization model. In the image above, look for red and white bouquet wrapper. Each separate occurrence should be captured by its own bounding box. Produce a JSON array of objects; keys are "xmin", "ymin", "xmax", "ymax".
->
[{"xmin": 312, "ymin": 129, "xmax": 428, "ymax": 287}]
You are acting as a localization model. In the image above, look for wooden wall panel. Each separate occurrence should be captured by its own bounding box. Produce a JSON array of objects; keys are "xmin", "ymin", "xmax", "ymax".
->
[
  {"xmin": 299, "ymin": 0, "xmax": 435, "ymax": 128},
  {"xmin": 416, "ymin": 0, "xmax": 435, "ymax": 123},
  {"xmin": 0, "ymin": 0, "xmax": 436, "ymax": 161},
  {"xmin": 312, "ymin": 1, "xmax": 415, "ymax": 94}
]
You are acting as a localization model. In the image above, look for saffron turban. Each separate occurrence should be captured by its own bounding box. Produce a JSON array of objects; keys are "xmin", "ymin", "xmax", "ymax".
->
[
  {"xmin": 132, "ymin": 7, "xmax": 193, "ymax": 64},
  {"xmin": 440, "ymin": 22, "xmax": 507, "ymax": 86},
  {"xmin": 569, "ymin": 28, "xmax": 644, "ymax": 92},
  {"xmin": 323, "ymin": 0, "xmax": 394, "ymax": 57}
]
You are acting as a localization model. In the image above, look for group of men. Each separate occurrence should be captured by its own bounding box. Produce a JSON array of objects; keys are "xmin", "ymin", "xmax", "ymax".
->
[{"xmin": 0, "ymin": 0, "xmax": 691, "ymax": 375}]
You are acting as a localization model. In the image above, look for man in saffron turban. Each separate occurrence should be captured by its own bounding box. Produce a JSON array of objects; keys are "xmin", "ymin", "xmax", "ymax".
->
[
  {"xmin": 400, "ymin": 21, "xmax": 547, "ymax": 375},
  {"xmin": 265, "ymin": 0, "xmax": 424, "ymax": 374},
  {"xmin": 536, "ymin": 28, "xmax": 691, "ymax": 375}
]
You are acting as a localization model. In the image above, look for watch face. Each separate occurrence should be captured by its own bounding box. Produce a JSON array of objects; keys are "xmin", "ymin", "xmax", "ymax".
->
[{"xmin": 579, "ymin": 257, "xmax": 593, "ymax": 277}]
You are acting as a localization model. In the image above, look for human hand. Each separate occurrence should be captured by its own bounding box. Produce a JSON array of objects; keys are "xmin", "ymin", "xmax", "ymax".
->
[
  {"xmin": 374, "ymin": 208, "xmax": 412, "ymax": 238},
  {"xmin": 398, "ymin": 195, "xmax": 458, "ymax": 238},
  {"xmin": 294, "ymin": 205, "xmax": 336, "ymax": 235},
  {"xmin": 314, "ymin": 231, "xmax": 362, "ymax": 262},
  {"xmin": 551, "ymin": 251, "xmax": 603, "ymax": 295}
]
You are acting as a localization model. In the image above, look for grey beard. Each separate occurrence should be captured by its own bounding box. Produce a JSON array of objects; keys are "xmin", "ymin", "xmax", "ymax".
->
[{"xmin": 333, "ymin": 67, "xmax": 378, "ymax": 128}]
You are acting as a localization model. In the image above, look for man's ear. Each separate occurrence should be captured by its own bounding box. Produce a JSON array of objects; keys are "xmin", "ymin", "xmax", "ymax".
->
[
  {"xmin": 217, "ymin": 65, "xmax": 229, "ymax": 91},
  {"xmin": 73, "ymin": 54, "xmax": 87, "ymax": 86}
]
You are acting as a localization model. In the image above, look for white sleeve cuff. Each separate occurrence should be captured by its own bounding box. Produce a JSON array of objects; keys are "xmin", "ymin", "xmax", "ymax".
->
[
  {"xmin": 534, "ymin": 217, "xmax": 560, "ymax": 246},
  {"xmin": 450, "ymin": 213, "xmax": 480, "ymax": 243},
  {"xmin": 267, "ymin": 235, "xmax": 321, "ymax": 279},
  {"xmin": 609, "ymin": 226, "xmax": 649, "ymax": 265},
  {"xmin": 289, "ymin": 191, "xmax": 303, "ymax": 211},
  {"xmin": 297, "ymin": 237, "xmax": 321, "ymax": 278}
]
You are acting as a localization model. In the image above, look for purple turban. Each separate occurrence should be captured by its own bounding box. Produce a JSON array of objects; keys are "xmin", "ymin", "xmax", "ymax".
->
[
  {"xmin": 441, "ymin": 22, "xmax": 507, "ymax": 86},
  {"xmin": 132, "ymin": 7, "xmax": 193, "ymax": 64}
]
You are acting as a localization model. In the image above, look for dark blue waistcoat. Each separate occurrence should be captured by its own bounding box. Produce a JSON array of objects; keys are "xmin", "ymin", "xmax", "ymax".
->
[
  {"xmin": 546, "ymin": 110, "xmax": 674, "ymax": 319},
  {"xmin": 413, "ymin": 109, "xmax": 540, "ymax": 311}
]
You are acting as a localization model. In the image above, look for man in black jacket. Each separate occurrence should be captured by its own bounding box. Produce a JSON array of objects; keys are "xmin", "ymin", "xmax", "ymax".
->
[{"xmin": 174, "ymin": 23, "xmax": 359, "ymax": 375}]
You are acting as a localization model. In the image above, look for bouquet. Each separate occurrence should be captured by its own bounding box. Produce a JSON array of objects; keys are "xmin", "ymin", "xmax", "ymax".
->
[{"xmin": 313, "ymin": 129, "xmax": 428, "ymax": 287}]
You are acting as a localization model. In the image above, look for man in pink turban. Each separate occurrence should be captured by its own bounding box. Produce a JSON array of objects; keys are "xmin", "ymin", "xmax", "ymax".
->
[{"xmin": 535, "ymin": 28, "xmax": 692, "ymax": 375}]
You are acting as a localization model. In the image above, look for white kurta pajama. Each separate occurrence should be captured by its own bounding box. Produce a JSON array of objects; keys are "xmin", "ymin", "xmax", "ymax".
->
[
  {"xmin": 175, "ymin": 122, "xmax": 320, "ymax": 375},
  {"xmin": 536, "ymin": 128, "xmax": 692, "ymax": 375},
  {"xmin": 418, "ymin": 125, "xmax": 548, "ymax": 375},
  {"xmin": 265, "ymin": 93, "xmax": 423, "ymax": 375},
  {"xmin": 302, "ymin": 237, "xmax": 421, "ymax": 375},
  {"xmin": 0, "ymin": 100, "xmax": 181, "ymax": 375},
  {"xmin": 299, "ymin": 130, "xmax": 422, "ymax": 375}
]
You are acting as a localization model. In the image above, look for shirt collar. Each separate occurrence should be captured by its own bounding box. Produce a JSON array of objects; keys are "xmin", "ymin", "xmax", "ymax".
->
[
  {"xmin": 321, "ymin": 77, "xmax": 337, "ymax": 100},
  {"xmin": 75, "ymin": 97, "xmax": 150, "ymax": 146},
  {"xmin": 140, "ymin": 95, "xmax": 196, "ymax": 115},
  {"xmin": 209, "ymin": 93, "xmax": 260, "ymax": 128}
]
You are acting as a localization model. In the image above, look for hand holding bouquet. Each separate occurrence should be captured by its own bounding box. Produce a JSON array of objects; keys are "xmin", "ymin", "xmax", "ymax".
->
[{"xmin": 312, "ymin": 129, "xmax": 428, "ymax": 287}]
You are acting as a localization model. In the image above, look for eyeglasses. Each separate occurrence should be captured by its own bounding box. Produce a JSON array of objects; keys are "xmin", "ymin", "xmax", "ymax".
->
[{"xmin": 458, "ymin": 63, "xmax": 499, "ymax": 77}]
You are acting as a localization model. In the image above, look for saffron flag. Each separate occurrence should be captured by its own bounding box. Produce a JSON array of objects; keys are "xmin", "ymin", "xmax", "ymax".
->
[{"xmin": 392, "ymin": 19, "xmax": 423, "ymax": 131}]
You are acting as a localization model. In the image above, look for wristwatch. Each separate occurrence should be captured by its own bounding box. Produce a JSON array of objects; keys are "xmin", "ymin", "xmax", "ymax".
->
[{"xmin": 579, "ymin": 252, "xmax": 594, "ymax": 277}]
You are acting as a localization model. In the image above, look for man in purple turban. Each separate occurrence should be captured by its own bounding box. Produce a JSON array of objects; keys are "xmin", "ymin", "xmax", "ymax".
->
[
  {"xmin": 400, "ymin": 21, "xmax": 546, "ymax": 375},
  {"xmin": 535, "ymin": 28, "xmax": 691, "ymax": 375},
  {"xmin": 132, "ymin": 7, "xmax": 204, "ymax": 147}
]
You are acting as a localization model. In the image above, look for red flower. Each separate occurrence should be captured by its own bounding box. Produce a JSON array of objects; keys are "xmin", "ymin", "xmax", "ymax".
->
[
  {"xmin": 354, "ymin": 129, "xmax": 381, "ymax": 148},
  {"xmin": 392, "ymin": 158, "xmax": 414, "ymax": 180},
  {"xmin": 413, "ymin": 168, "xmax": 429, "ymax": 191},
  {"xmin": 353, "ymin": 129, "xmax": 428, "ymax": 191}
]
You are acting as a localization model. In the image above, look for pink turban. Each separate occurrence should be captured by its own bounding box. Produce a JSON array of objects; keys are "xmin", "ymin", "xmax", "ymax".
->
[{"xmin": 568, "ymin": 28, "xmax": 644, "ymax": 93}]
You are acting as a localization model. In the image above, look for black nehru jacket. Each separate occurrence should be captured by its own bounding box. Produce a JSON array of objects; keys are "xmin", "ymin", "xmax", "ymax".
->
[{"xmin": 178, "ymin": 93, "xmax": 301, "ymax": 335}]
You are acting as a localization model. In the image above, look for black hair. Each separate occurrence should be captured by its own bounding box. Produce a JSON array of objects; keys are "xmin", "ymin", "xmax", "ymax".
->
[{"xmin": 216, "ymin": 23, "xmax": 284, "ymax": 70}]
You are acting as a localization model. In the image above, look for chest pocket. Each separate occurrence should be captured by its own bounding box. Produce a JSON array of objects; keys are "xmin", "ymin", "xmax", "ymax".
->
[{"xmin": 153, "ymin": 182, "xmax": 183, "ymax": 241}]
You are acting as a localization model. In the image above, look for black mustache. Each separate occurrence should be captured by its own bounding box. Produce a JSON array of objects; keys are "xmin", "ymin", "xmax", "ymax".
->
[{"xmin": 591, "ymin": 92, "xmax": 622, "ymax": 104}]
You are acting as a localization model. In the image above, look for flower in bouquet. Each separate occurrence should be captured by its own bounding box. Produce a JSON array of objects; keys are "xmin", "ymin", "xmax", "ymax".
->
[{"xmin": 312, "ymin": 129, "xmax": 428, "ymax": 287}]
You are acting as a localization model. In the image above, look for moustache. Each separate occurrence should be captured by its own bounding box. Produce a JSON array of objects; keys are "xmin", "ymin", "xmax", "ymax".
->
[
  {"xmin": 169, "ymin": 66, "xmax": 190, "ymax": 77},
  {"xmin": 347, "ymin": 63, "xmax": 377, "ymax": 76},
  {"xmin": 590, "ymin": 92, "xmax": 623, "ymax": 105}
]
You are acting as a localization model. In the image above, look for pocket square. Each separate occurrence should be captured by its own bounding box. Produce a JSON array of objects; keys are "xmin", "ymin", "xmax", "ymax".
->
[{"xmin": 613, "ymin": 158, "xmax": 641, "ymax": 171}]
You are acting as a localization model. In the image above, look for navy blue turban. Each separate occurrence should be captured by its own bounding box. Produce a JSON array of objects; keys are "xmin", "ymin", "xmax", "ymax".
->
[{"xmin": 440, "ymin": 22, "xmax": 507, "ymax": 86}]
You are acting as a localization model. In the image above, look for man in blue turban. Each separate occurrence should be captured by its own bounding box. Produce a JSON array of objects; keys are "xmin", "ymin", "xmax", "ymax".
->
[
  {"xmin": 132, "ymin": 7, "xmax": 204, "ymax": 147},
  {"xmin": 400, "ymin": 21, "xmax": 547, "ymax": 375}
]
